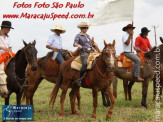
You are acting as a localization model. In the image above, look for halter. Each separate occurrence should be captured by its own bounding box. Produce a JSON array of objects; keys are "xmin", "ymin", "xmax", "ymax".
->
[{"xmin": 0, "ymin": 72, "xmax": 7, "ymax": 86}]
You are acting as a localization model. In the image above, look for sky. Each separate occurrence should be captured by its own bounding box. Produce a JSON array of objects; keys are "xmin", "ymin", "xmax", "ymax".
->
[{"xmin": 0, "ymin": 0, "xmax": 163, "ymax": 57}]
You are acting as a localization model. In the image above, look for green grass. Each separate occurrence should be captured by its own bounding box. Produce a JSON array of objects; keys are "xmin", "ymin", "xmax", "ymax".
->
[{"xmin": 0, "ymin": 79, "xmax": 163, "ymax": 122}]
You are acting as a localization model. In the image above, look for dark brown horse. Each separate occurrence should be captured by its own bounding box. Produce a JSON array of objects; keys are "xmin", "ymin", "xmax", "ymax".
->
[
  {"xmin": 121, "ymin": 43, "xmax": 163, "ymax": 105},
  {"xmin": 114, "ymin": 49, "xmax": 156, "ymax": 108},
  {"xmin": 149, "ymin": 43, "xmax": 163, "ymax": 102},
  {"xmin": 4, "ymin": 40, "xmax": 37, "ymax": 106},
  {"xmin": 50, "ymin": 40, "xmax": 116, "ymax": 119}
]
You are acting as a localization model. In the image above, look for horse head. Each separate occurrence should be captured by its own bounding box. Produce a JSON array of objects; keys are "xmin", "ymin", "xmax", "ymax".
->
[
  {"xmin": 0, "ymin": 62, "xmax": 9, "ymax": 98},
  {"xmin": 23, "ymin": 40, "xmax": 38, "ymax": 71},
  {"xmin": 102, "ymin": 40, "xmax": 116, "ymax": 71},
  {"xmin": 144, "ymin": 46, "xmax": 157, "ymax": 60},
  {"xmin": 62, "ymin": 49, "xmax": 72, "ymax": 60}
]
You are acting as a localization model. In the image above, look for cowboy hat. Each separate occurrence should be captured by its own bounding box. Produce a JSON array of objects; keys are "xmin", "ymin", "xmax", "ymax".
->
[
  {"xmin": 140, "ymin": 27, "xmax": 150, "ymax": 35},
  {"xmin": 51, "ymin": 24, "xmax": 66, "ymax": 33},
  {"xmin": 122, "ymin": 24, "xmax": 135, "ymax": 31},
  {"xmin": 77, "ymin": 22, "xmax": 90, "ymax": 28},
  {"xmin": 1, "ymin": 21, "xmax": 14, "ymax": 29}
]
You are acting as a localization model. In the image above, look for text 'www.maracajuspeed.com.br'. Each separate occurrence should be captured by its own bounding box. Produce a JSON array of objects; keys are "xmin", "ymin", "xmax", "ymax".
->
[{"xmin": 3, "ymin": 12, "xmax": 94, "ymax": 20}]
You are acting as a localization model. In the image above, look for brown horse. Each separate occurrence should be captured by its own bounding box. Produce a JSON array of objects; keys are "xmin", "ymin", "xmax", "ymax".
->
[
  {"xmin": 149, "ymin": 44, "xmax": 163, "ymax": 102},
  {"xmin": 114, "ymin": 49, "xmax": 156, "ymax": 108},
  {"xmin": 22, "ymin": 38, "xmax": 110, "ymax": 109},
  {"xmin": 122, "ymin": 44, "xmax": 163, "ymax": 104},
  {"xmin": 50, "ymin": 40, "xmax": 116, "ymax": 119},
  {"xmin": 22, "ymin": 49, "xmax": 78, "ymax": 106}
]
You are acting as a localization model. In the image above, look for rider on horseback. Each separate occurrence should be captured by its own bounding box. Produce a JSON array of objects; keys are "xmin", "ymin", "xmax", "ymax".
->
[
  {"xmin": 135, "ymin": 27, "xmax": 152, "ymax": 52},
  {"xmin": 122, "ymin": 24, "xmax": 144, "ymax": 82},
  {"xmin": 73, "ymin": 22, "xmax": 96, "ymax": 86},
  {"xmin": 46, "ymin": 24, "xmax": 66, "ymax": 64},
  {"xmin": 0, "ymin": 21, "xmax": 14, "ymax": 75}
]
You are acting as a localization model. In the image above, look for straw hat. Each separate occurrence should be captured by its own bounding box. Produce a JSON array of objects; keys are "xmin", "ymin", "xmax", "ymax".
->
[
  {"xmin": 77, "ymin": 22, "xmax": 90, "ymax": 28},
  {"xmin": 51, "ymin": 24, "xmax": 66, "ymax": 33}
]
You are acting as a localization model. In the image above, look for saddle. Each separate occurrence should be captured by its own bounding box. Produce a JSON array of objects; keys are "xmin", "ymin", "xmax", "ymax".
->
[
  {"xmin": 117, "ymin": 52, "xmax": 145, "ymax": 68},
  {"xmin": 45, "ymin": 56, "xmax": 60, "ymax": 76},
  {"xmin": 71, "ymin": 52, "xmax": 100, "ymax": 71},
  {"xmin": 0, "ymin": 52, "xmax": 15, "ymax": 70}
]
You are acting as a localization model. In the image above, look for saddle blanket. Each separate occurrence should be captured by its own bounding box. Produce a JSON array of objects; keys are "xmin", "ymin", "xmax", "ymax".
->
[
  {"xmin": 117, "ymin": 52, "xmax": 145, "ymax": 68},
  {"xmin": 71, "ymin": 52, "xmax": 100, "ymax": 71}
]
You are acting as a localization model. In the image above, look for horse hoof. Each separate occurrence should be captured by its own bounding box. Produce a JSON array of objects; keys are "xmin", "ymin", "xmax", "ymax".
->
[
  {"xmin": 59, "ymin": 113, "xmax": 64, "ymax": 116},
  {"xmin": 141, "ymin": 103, "xmax": 148, "ymax": 108},
  {"xmin": 92, "ymin": 114, "xmax": 96, "ymax": 119},
  {"xmin": 72, "ymin": 111, "xmax": 79, "ymax": 115},
  {"xmin": 78, "ymin": 106, "xmax": 81, "ymax": 110},
  {"xmin": 106, "ymin": 114, "xmax": 112, "ymax": 120}
]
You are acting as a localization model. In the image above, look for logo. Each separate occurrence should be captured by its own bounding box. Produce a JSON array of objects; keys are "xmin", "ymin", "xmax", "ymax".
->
[{"xmin": 2, "ymin": 105, "xmax": 33, "ymax": 121}]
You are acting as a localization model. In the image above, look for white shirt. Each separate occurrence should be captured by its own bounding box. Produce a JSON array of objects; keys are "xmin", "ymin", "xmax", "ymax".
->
[
  {"xmin": 122, "ymin": 32, "xmax": 134, "ymax": 53},
  {"xmin": 46, "ymin": 34, "xmax": 62, "ymax": 49},
  {"xmin": 0, "ymin": 33, "xmax": 12, "ymax": 55}
]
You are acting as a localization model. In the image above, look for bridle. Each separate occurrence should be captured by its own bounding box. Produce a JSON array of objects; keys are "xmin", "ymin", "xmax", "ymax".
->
[{"xmin": 0, "ymin": 72, "xmax": 7, "ymax": 86}]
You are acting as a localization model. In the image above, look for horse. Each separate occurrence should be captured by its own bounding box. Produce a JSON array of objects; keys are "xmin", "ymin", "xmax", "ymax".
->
[
  {"xmin": 4, "ymin": 40, "xmax": 37, "ymax": 105},
  {"xmin": 22, "ymin": 49, "xmax": 78, "ymax": 108},
  {"xmin": 49, "ymin": 40, "xmax": 116, "ymax": 119},
  {"xmin": 113, "ymin": 48, "xmax": 156, "ymax": 108},
  {"xmin": 149, "ymin": 43, "xmax": 163, "ymax": 102},
  {"xmin": 22, "ymin": 38, "xmax": 111, "ymax": 110},
  {"xmin": 121, "ymin": 43, "xmax": 163, "ymax": 104},
  {"xmin": 0, "ymin": 62, "xmax": 8, "ymax": 98}
]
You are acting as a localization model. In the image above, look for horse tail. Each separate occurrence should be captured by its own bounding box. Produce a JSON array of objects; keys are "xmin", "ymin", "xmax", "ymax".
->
[{"xmin": 49, "ymin": 65, "xmax": 63, "ymax": 108}]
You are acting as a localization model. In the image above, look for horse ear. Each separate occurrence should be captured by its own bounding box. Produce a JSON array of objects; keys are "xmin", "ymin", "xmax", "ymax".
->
[
  {"xmin": 23, "ymin": 40, "xmax": 27, "ymax": 47},
  {"xmin": 91, "ymin": 37, "xmax": 94, "ymax": 44},
  {"xmin": 104, "ymin": 40, "xmax": 107, "ymax": 47},
  {"xmin": 32, "ymin": 40, "xmax": 36, "ymax": 46},
  {"xmin": 112, "ymin": 39, "xmax": 116, "ymax": 47}
]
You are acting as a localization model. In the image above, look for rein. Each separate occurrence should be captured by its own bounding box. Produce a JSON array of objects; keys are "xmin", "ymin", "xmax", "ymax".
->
[
  {"xmin": 12, "ymin": 57, "xmax": 28, "ymax": 92},
  {"xmin": 95, "ymin": 62, "xmax": 107, "ymax": 78}
]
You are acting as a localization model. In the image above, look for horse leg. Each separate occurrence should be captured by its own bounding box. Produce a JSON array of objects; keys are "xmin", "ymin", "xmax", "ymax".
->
[
  {"xmin": 24, "ymin": 77, "xmax": 43, "ymax": 112},
  {"xmin": 17, "ymin": 92, "xmax": 23, "ymax": 105},
  {"xmin": 92, "ymin": 88, "xmax": 98, "ymax": 119},
  {"xmin": 101, "ymin": 90, "xmax": 110, "ymax": 107},
  {"xmin": 123, "ymin": 80, "xmax": 128, "ymax": 100},
  {"xmin": 69, "ymin": 86, "xmax": 79, "ymax": 115},
  {"xmin": 76, "ymin": 88, "xmax": 81, "ymax": 110},
  {"xmin": 105, "ymin": 86, "xmax": 115, "ymax": 120},
  {"xmin": 60, "ymin": 81, "xmax": 70, "ymax": 116},
  {"xmin": 113, "ymin": 76, "xmax": 118, "ymax": 98},
  {"xmin": 5, "ymin": 92, "xmax": 12, "ymax": 105},
  {"xmin": 141, "ymin": 80, "xmax": 149, "ymax": 108},
  {"xmin": 128, "ymin": 81, "xmax": 135, "ymax": 101}
]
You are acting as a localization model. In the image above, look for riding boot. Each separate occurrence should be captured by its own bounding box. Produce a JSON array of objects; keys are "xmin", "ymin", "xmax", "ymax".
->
[{"xmin": 77, "ymin": 71, "xmax": 85, "ymax": 86}]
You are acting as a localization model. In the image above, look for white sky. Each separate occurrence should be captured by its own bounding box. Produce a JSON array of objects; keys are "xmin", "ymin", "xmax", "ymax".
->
[{"xmin": 0, "ymin": 0, "xmax": 163, "ymax": 57}]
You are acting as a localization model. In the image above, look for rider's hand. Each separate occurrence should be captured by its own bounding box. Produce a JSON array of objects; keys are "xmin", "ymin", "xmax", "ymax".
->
[{"xmin": 78, "ymin": 45, "xmax": 82, "ymax": 49}]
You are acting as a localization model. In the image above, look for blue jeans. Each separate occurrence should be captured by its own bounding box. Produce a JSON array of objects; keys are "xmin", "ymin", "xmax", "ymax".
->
[
  {"xmin": 56, "ymin": 50, "xmax": 64, "ymax": 64},
  {"xmin": 80, "ymin": 50, "xmax": 90, "ymax": 77},
  {"xmin": 124, "ymin": 52, "xmax": 141, "ymax": 77}
]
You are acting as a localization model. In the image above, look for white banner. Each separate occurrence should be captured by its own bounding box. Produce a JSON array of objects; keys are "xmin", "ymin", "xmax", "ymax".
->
[{"xmin": 90, "ymin": 0, "xmax": 134, "ymax": 26}]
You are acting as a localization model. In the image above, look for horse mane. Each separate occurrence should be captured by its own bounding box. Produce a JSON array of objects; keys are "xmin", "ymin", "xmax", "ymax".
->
[{"xmin": 37, "ymin": 52, "xmax": 53, "ymax": 70}]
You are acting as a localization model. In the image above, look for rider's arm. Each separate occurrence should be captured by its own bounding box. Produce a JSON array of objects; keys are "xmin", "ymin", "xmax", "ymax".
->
[{"xmin": 46, "ymin": 45, "xmax": 59, "ymax": 52}]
